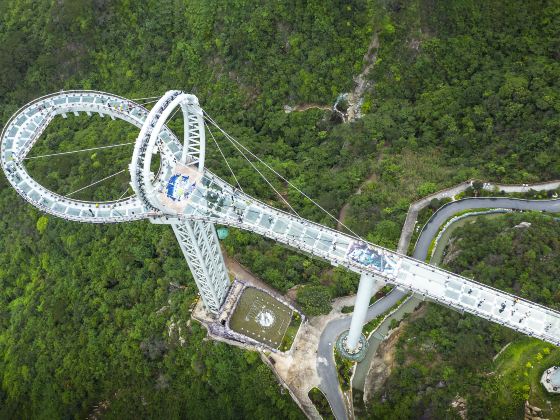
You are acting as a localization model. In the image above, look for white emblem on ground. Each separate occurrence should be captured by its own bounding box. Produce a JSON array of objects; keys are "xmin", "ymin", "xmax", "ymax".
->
[{"xmin": 256, "ymin": 309, "xmax": 275, "ymax": 328}]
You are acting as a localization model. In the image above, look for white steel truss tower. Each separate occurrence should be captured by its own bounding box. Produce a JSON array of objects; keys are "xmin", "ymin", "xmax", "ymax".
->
[
  {"xmin": 172, "ymin": 220, "xmax": 230, "ymax": 314},
  {"xmin": 4, "ymin": 89, "xmax": 560, "ymax": 355}
]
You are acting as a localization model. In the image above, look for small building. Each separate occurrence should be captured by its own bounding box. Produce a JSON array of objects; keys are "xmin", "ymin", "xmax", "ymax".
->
[{"xmin": 541, "ymin": 366, "xmax": 560, "ymax": 393}]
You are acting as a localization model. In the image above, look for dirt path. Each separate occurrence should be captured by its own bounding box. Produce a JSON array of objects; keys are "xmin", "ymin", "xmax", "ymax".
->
[
  {"xmin": 337, "ymin": 172, "xmax": 378, "ymax": 230},
  {"xmin": 284, "ymin": 104, "xmax": 332, "ymax": 113}
]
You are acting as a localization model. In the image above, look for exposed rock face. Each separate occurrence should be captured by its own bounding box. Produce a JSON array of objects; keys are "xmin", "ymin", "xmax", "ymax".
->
[
  {"xmin": 345, "ymin": 32, "xmax": 380, "ymax": 122},
  {"xmin": 525, "ymin": 400, "xmax": 546, "ymax": 419},
  {"xmin": 363, "ymin": 304, "xmax": 427, "ymax": 403},
  {"xmin": 283, "ymin": 105, "xmax": 294, "ymax": 113},
  {"xmin": 363, "ymin": 325, "xmax": 404, "ymax": 401},
  {"xmin": 450, "ymin": 395, "xmax": 467, "ymax": 419},
  {"xmin": 283, "ymin": 31, "xmax": 380, "ymax": 123},
  {"xmin": 442, "ymin": 238, "xmax": 461, "ymax": 266}
]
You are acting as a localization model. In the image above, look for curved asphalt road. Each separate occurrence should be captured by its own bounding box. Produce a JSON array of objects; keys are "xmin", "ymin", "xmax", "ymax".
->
[
  {"xmin": 414, "ymin": 197, "xmax": 560, "ymax": 261},
  {"xmin": 316, "ymin": 196, "xmax": 560, "ymax": 419},
  {"xmin": 317, "ymin": 289, "xmax": 406, "ymax": 419}
]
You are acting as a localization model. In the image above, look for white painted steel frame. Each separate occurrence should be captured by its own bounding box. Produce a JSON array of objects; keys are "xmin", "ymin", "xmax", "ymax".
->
[
  {"xmin": 0, "ymin": 90, "xmax": 183, "ymax": 223},
  {"xmin": 0, "ymin": 90, "xmax": 228, "ymax": 316},
  {"xmin": 4, "ymin": 90, "xmax": 560, "ymax": 350},
  {"xmin": 172, "ymin": 220, "xmax": 230, "ymax": 314},
  {"xmin": 173, "ymin": 167, "xmax": 560, "ymax": 348},
  {"xmin": 130, "ymin": 90, "xmax": 205, "ymax": 213}
]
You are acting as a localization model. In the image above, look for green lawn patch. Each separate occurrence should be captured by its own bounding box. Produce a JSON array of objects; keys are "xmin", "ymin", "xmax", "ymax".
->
[
  {"xmin": 229, "ymin": 287, "xmax": 294, "ymax": 349},
  {"xmin": 334, "ymin": 348, "xmax": 354, "ymax": 391},
  {"xmin": 279, "ymin": 311, "xmax": 302, "ymax": 352},
  {"xmin": 308, "ymin": 387, "xmax": 335, "ymax": 420},
  {"xmin": 492, "ymin": 337, "xmax": 560, "ymax": 417}
]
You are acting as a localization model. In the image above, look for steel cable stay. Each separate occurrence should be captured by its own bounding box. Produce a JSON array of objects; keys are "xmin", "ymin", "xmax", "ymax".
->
[
  {"xmin": 4, "ymin": 90, "xmax": 560, "ymax": 349},
  {"xmin": 168, "ymin": 106, "xmax": 181, "ymax": 122},
  {"xmin": 203, "ymin": 117, "xmax": 300, "ymax": 217},
  {"xmin": 194, "ymin": 191, "xmax": 344, "ymax": 247},
  {"xmin": 142, "ymin": 99, "xmax": 158, "ymax": 105},
  {"xmin": 115, "ymin": 186, "xmax": 131, "ymax": 202},
  {"xmin": 66, "ymin": 169, "xmax": 127, "ymax": 198},
  {"xmin": 130, "ymin": 95, "xmax": 161, "ymax": 101},
  {"xmin": 199, "ymin": 191, "xmax": 346, "ymax": 246},
  {"xmin": 206, "ymin": 125, "xmax": 244, "ymax": 193},
  {"xmin": 108, "ymin": 186, "xmax": 133, "ymax": 217},
  {"xmin": 24, "ymin": 142, "xmax": 135, "ymax": 160},
  {"xmin": 136, "ymin": 98, "xmax": 161, "ymax": 106},
  {"xmin": 202, "ymin": 111, "xmax": 365, "ymax": 242},
  {"xmin": 188, "ymin": 189, "xmax": 333, "ymax": 245}
]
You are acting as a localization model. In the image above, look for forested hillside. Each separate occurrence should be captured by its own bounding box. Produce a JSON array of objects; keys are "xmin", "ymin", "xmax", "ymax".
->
[
  {"xmin": 369, "ymin": 213, "xmax": 560, "ymax": 419},
  {"xmin": 1, "ymin": 1, "xmax": 374, "ymax": 417},
  {"xmin": 1, "ymin": 0, "xmax": 560, "ymax": 418}
]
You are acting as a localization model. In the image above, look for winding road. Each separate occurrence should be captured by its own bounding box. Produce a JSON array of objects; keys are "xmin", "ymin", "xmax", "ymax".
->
[
  {"xmin": 316, "ymin": 289, "xmax": 406, "ymax": 419},
  {"xmin": 414, "ymin": 197, "xmax": 560, "ymax": 261},
  {"xmin": 317, "ymin": 195, "xmax": 560, "ymax": 420}
]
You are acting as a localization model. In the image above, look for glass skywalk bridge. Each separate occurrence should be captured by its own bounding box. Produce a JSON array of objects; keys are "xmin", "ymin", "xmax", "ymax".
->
[
  {"xmin": 2, "ymin": 89, "xmax": 560, "ymax": 356},
  {"xmin": 159, "ymin": 167, "xmax": 560, "ymax": 349}
]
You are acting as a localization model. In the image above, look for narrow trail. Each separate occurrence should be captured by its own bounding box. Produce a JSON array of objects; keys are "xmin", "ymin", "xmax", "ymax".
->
[
  {"xmin": 337, "ymin": 172, "xmax": 378, "ymax": 230},
  {"xmin": 337, "ymin": 149, "xmax": 384, "ymax": 231},
  {"xmin": 284, "ymin": 103, "xmax": 332, "ymax": 113}
]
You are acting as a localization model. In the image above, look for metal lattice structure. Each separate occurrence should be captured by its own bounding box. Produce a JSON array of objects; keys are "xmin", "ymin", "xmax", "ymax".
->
[
  {"xmin": 3, "ymin": 89, "xmax": 560, "ymax": 351},
  {"xmin": 172, "ymin": 221, "xmax": 229, "ymax": 313}
]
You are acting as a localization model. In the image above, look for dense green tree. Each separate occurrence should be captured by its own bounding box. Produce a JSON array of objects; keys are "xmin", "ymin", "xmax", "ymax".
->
[
  {"xmin": 2, "ymin": 0, "xmax": 560, "ymax": 417},
  {"xmin": 296, "ymin": 286, "xmax": 332, "ymax": 316},
  {"xmin": 368, "ymin": 213, "xmax": 560, "ymax": 419}
]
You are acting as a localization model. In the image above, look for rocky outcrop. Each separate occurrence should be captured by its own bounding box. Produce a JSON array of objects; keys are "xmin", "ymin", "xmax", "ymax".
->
[
  {"xmin": 451, "ymin": 395, "xmax": 467, "ymax": 419},
  {"xmin": 525, "ymin": 400, "xmax": 546, "ymax": 419}
]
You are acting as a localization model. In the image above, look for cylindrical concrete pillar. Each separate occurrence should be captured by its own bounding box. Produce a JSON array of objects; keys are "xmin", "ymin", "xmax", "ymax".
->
[{"xmin": 346, "ymin": 273, "xmax": 383, "ymax": 351}]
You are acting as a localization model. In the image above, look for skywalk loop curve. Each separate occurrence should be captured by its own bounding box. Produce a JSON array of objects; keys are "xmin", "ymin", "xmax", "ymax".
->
[
  {"xmin": 0, "ymin": 90, "xmax": 180, "ymax": 223},
  {"xmin": 4, "ymin": 90, "xmax": 560, "ymax": 351}
]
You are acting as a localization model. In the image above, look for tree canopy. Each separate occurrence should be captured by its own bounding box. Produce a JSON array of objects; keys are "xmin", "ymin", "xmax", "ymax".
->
[{"xmin": 1, "ymin": 0, "xmax": 560, "ymax": 417}]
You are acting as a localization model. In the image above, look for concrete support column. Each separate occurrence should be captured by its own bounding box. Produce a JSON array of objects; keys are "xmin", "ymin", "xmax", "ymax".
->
[{"xmin": 345, "ymin": 273, "xmax": 383, "ymax": 351}]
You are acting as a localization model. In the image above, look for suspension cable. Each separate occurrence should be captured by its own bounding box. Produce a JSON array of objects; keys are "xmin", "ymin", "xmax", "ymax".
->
[
  {"xmin": 115, "ymin": 186, "xmax": 131, "ymax": 201},
  {"xmin": 67, "ymin": 169, "xmax": 126, "ymax": 197},
  {"xmin": 24, "ymin": 142, "xmax": 135, "ymax": 160},
  {"xmin": 207, "ymin": 125, "xmax": 244, "ymax": 193},
  {"xmin": 109, "ymin": 186, "xmax": 131, "ymax": 217},
  {"xmin": 203, "ymin": 111, "xmax": 364, "ymax": 241},
  {"xmin": 130, "ymin": 95, "xmax": 161, "ymax": 101},
  {"xmin": 205, "ymin": 119, "xmax": 299, "ymax": 217},
  {"xmin": 168, "ymin": 106, "xmax": 181, "ymax": 121},
  {"xmin": 233, "ymin": 140, "xmax": 299, "ymax": 216},
  {"xmin": 200, "ymin": 197, "xmax": 341, "ymax": 245},
  {"xmin": 137, "ymin": 98, "xmax": 160, "ymax": 106}
]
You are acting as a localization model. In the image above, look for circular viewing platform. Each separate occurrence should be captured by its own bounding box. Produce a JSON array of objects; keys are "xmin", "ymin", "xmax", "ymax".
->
[
  {"xmin": 541, "ymin": 366, "xmax": 560, "ymax": 393},
  {"xmin": 336, "ymin": 330, "xmax": 368, "ymax": 362}
]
